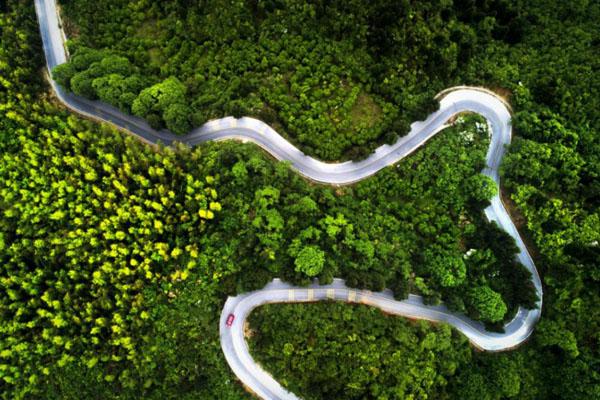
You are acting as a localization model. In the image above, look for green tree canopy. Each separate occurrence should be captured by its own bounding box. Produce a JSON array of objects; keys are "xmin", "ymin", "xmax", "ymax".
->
[
  {"xmin": 423, "ymin": 246, "xmax": 467, "ymax": 288},
  {"xmin": 294, "ymin": 245, "xmax": 325, "ymax": 277},
  {"xmin": 468, "ymin": 285, "xmax": 508, "ymax": 323},
  {"xmin": 132, "ymin": 76, "xmax": 191, "ymax": 134}
]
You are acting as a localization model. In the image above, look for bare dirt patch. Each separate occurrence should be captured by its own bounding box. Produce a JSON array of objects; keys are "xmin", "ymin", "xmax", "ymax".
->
[
  {"xmin": 488, "ymin": 86, "xmax": 513, "ymax": 105},
  {"xmin": 244, "ymin": 319, "xmax": 255, "ymax": 339},
  {"xmin": 500, "ymin": 187, "xmax": 542, "ymax": 261},
  {"xmin": 349, "ymin": 91, "xmax": 383, "ymax": 129}
]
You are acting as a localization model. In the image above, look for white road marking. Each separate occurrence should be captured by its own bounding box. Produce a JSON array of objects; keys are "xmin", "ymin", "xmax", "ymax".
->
[{"xmin": 347, "ymin": 290, "xmax": 356, "ymax": 302}]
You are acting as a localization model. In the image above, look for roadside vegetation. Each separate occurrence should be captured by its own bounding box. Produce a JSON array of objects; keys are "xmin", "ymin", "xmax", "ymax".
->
[
  {"xmin": 249, "ymin": 303, "xmax": 471, "ymax": 400},
  {"xmin": 1, "ymin": 0, "xmax": 598, "ymax": 399},
  {"xmin": 249, "ymin": 302, "xmax": 529, "ymax": 400},
  {"xmin": 246, "ymin": 1, "xmax": 600, "ymax": 398},
  {"xmin": 54, "ymin": 0, "xmax": 470, "ymax": 160}
]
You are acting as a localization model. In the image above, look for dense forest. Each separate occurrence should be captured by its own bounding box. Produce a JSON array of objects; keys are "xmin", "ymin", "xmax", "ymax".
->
[
  {"xmin": 245, "ymin": 1, "xmax": 600, "ymax": 398},
  {"xmin": 250, "ymin": 302, "xmax": 516, "ymax": 399},
  {"xmin": 1, "ymin": 0, "xmax": 599, "ymax": 399},
  {"xmin": 52, "ymin": 0, "xmax": 491, "ymax": 160}
]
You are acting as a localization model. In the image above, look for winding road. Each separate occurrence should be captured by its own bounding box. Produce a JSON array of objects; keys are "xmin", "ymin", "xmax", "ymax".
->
[{"xmin": 35, "ymin": 0, "xmax": 543, "ymax": 398}]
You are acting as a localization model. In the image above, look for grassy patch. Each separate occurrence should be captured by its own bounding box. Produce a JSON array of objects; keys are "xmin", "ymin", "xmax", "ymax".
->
[
  {"xmin": 134, "ymin": 19, "xmax": 162, "ymax": 40},
  {"xmin": 348, "ymin": 91, "xmax": 383, "ymax": 129},
  {"xmin": 147, "ymin": 47, "xmax": 164, "ymax": 67}
]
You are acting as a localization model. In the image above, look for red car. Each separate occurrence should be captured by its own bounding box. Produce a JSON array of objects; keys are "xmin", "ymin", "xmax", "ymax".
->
[{"xmin": 226, "ymin": 313, "xmax": 235, "ymax": 327}]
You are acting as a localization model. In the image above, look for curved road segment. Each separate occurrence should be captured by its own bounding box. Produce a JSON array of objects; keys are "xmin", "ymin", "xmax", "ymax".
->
[{"xmin": 35, "ymin": 0, "xmax": 542, "ymax": 399}]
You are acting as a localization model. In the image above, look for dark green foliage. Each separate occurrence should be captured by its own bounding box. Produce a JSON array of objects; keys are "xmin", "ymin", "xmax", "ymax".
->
[
  {"xmin": 207, "ymin": 116, "xmax": 529, "ymax": 324},
  {"xmin": 52, "ymin": 47, "xmax": 147, "ymax": 111},
  {"xmin": 55, "ymin": 0, "xmax": 510, "ymax": 159},
  {"xmin": 0, "ymin": 5, "xmax": 525, "ymax": 396},
  {"xmin": 248, "ymin": 302, "xmax": 471, "ymax": 400},
  {"xmin": 452, "ymin": 352, "xmax": 531, "ymax": 400},
  {"xmin": 2, "ymin": 0, "xmax": 600, "ymax": 398},
  {"xmin": 131, "ymin": 76, "xmax": 191, "ymax": 133}
]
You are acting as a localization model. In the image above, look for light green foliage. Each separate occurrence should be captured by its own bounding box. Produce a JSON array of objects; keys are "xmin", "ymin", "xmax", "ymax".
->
[
  {"xmin": 467, "ymin": 286, "xmax": 508, "ymax": 323},
  {"xmin": 0, "ymin": 14, "xmax": 224, "ymax": 392},
  {"xmin": 294, "ymin": 246, "xmax": 325, "ymax": 277},
  {"xmin": 0, "ymin": 111, "xmax": 221, "ymax": 396},
  {"xmin": 464, "ymin": 174, "xmax": 497, "ymax": 204},
  {"xmin": 423, "ymin": 246, "xmax": 467, "ymax": 288}
]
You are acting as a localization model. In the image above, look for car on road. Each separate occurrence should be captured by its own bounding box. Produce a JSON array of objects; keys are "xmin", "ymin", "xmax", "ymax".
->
[{"xmin": 226, "ymin": 313, "xmax": 235, "ymax": 327}]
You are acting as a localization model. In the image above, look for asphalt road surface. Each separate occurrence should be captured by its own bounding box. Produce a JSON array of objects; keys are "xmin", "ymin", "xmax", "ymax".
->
[{"xmin": 35, "ymin": 1, "xmax": 543, "ymax": 399}]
